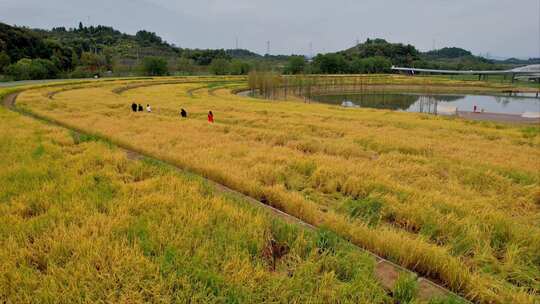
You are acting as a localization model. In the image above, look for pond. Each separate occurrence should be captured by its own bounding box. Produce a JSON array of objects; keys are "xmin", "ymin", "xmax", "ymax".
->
[{"xmin": 310, "ymin": 92, "xmax": 540, "ymax": 115}]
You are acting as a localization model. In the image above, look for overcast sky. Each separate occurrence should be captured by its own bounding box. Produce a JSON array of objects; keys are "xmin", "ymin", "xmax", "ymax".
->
[{"xmin": 1, "ymin": 0, "xmax": 539, "ymax": 58}]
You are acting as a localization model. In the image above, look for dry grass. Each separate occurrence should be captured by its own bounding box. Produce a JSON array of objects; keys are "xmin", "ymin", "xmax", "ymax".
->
[{"xmin": 13, "ymin": 75, "xmax": 540, "ymax": 303}]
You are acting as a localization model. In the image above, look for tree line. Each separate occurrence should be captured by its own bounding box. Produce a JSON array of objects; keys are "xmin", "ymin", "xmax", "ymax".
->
[
  {"xmin": 1, "ymin": 22, "xmax": 510, "ymax": 81},
  {"xmin": 0, "ymin": 22, "xmax": 273, "ymax": 80}
]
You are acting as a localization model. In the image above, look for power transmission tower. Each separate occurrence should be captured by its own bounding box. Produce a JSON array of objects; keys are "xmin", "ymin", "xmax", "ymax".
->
[
  {"xmin": 235, "ymin": 37, "xmax": 239, "ymax": 49},
  {"xmin": 266, "ymin": 41, "xmax": 270, "ymax": 55}
]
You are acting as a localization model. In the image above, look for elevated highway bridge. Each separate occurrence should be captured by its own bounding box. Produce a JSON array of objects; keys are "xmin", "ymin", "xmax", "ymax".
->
[{"xmin": 391, "ymin": 64, "xmax": 540, "ymax": 82}]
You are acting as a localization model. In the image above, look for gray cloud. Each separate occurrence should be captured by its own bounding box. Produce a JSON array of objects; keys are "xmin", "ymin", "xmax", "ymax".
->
[{"xmin": 0, "ymin": 0, "xmax": 538, "ymax": 58}]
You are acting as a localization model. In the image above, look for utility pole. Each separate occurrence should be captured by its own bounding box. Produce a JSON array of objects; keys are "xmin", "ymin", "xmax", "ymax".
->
[{"xmin": 235, "ymin": 36, "xmax": 239, "ymax": 49}]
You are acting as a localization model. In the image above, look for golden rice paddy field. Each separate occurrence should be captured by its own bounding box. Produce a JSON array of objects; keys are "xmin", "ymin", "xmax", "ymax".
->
[
  {"xmin": 0, "ymin": 90, "xmax": 399, "ymax": 303},
  {"xmin": 6, "ymin": 75, "xmax": 540, "ymax": 303}
]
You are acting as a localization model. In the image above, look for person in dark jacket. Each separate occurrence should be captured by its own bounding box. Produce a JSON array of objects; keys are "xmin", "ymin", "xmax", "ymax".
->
[
  {"xmin": 138, "ymin": 104, "xmax": 143, "ymax": 112},
  {"xmin": 180, "ymin": 108, "xmax": 187, "ymax": 118},
  {"xmin": 131, "ymin": 102, "xmax": 137, "ymax": 112}
]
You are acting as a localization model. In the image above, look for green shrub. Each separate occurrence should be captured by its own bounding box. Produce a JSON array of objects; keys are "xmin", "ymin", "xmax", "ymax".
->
[
  {"xmin": 0, "ymin": 51, "xmax": 10, "ymax": 72},
  {"xmin": 210, "ymin": 58, "xmax": 231, "ymax": 75},
  {"xmin": 140, "ymin": 56, "xmax": 168, "ymax": 76},
  {"xmin": 284, "ymin": 56, "xmax": 306, "ymax": 74},
  {"xmin": 229, "ymin": 59, "xmax": 251, "ymax": 75},
  {"xmin": 5, "ymin": 58, "xmax": 59, "ymax": 80},
  {"xmin": 69, "ymin": 66, "xmax": 94, "ymax": 78}
]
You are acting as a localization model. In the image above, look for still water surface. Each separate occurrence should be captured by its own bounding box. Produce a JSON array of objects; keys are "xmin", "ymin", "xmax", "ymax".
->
[{"xmin": 311, "ymin": 93, "xmax": 540, "ymax": 115}]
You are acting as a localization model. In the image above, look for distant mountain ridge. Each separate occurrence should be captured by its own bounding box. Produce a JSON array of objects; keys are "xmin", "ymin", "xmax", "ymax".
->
[
  {"xmin": 0, "ymin": 22, "xmax": 529, "ymax": 80},
  {"xmin": 340, "ymin": 39, "xmax": 506, "ymax": 70},
  {"xmin": 0, "ymin": 22, "xmax": 266, "ymax": 68},
  {"xmin": 0, "ymin": 22, "xmax": 278, "ymax": 79}
]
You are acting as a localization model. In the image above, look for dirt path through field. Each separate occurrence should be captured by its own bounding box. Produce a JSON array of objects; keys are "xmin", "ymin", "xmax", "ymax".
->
[{"xmin": 3, "ymin": 92, "xmax": 17, "ymax": 109}]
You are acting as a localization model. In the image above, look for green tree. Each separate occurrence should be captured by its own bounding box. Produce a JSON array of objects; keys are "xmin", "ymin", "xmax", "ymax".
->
[
  {"xmin": 102, "ymin": 47, "xmax": 115, "ymax": 70},
  {"xmin": 177, "ymin": 57, "xmax": 195, "ymax": 75},
  {"xmin": 71, "ymin": 50, "xmax": 80, "ymax": 68},
  {"xmin": 348, "ymin": 38, "xmax": 419, "ymax": 66},
  {"xmin": 209, "ymin": 58, "xmax": 230, "ymax": 75},
  {"xmin": 370, "ymin": 56, "xmax": 392, "ymax": 73},
  {"xmin": 313, "ymin": 53, "xmax": 348, "ymax": 74},
  {"xmin": 0, "ymin": 51, "xmax": 10, "ymax": 72},
  {"xmin": 135, "ymin": 30, "xmax": 164, "ymax": 46},
  {"xmin": 141, "ymin": 56, "xmax": 168, "ymax": 76},
  {"xmin": 5, "ymin": 58, "xmax": 58, "ymax": 80},
  {"xmin": 350, "ymin": 58, "xmax": 366, "ymax": 74},
  {"xmin": 229, "ymin": 59, "xmax": 251, "ymax": 75},
  {"xmin": 285, "ymin": 56, "xmax": 306, "ymax": 74},
  {"xmin": 80, "ymin": 52, "xmax": 106, "ymax": 73}
]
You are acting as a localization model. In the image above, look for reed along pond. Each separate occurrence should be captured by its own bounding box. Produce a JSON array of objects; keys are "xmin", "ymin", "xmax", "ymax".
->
[{"xmin": 311, "ymin": 92, "xmax": 540, "ymax": 115}]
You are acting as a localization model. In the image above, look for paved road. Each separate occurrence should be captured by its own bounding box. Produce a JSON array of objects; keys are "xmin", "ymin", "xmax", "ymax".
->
[
  {"xmin": 0, "ymin": 78, "xmax": 99, "ymax": 88},
  {"xmin": 458, "ymin": 111, "xmax": 540, "ymax": 124}
]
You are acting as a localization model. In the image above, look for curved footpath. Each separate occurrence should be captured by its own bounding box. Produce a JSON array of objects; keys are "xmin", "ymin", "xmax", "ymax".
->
[
  {"xmin": 2, "ymin": 90, "xmax": 470, "ymax": 303},
  {"xmin": 0, "ymin": 78, "xmax": 97, "ymax": 88}
]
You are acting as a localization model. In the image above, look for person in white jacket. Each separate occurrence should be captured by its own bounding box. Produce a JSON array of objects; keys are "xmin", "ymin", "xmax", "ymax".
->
[{"xmin": 146, "ymin": 104, "xmax": 152, "ymax": 112}]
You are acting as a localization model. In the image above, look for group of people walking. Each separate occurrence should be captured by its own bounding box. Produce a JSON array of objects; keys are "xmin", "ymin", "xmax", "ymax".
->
[
  {"xmin": 131, "ymin": 102, "xmax": 214, "ymax": 123},
  {"xmin": 179, "ymin": 108, "xmax": 214, "ymax": 123},
  {"xmin": 131, "ymin": 103, "xmax": 151, "ymax": 113}
]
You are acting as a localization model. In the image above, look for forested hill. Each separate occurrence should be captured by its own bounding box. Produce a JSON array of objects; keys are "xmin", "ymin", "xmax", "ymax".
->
[
  {"xmin": 37, "ymin": 24, "xmax": 179, "ymax": 58},
  {"xmin": 0, "ymin": 22, "xmax": 269, "ymax": 80},
  {"xmin": 423, "ymin": 47, "xmax": 473, "ymax": 59},
  {"xmin": 339, "ymin": 39, "xmax": 503, "ymax": 71},
  {"xmin": 0, "ymin": 22, "xmax": 527, "ymax": 80},
  {"xmin": 342, "ymin": 38, "xmax": 420, "ymax": 66},
  {"xmin": 0, "ymin": 22, "xmax": 178, "ymax": 69}
]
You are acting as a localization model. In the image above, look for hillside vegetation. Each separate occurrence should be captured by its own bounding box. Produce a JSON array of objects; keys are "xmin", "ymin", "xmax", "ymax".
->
[
  {"xmin": 0, "ymin": 22, "xmax": 280, "ymax": 80},
  {"xmin": 13, "ymin": 76, "xmax": 540, "ymax": 303},
  {"xmin": 310, "ymin": 39, "xmax": 510, "ymax": 75},
  {"xmin": 1, "ymin": 22, "xmax": 531, "ymax": 81}
]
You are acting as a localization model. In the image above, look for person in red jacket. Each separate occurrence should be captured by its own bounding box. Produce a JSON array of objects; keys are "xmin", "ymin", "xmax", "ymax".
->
[{"xmin": 208, "ymin": 111, "xmax": 214, "ymax": 123}]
